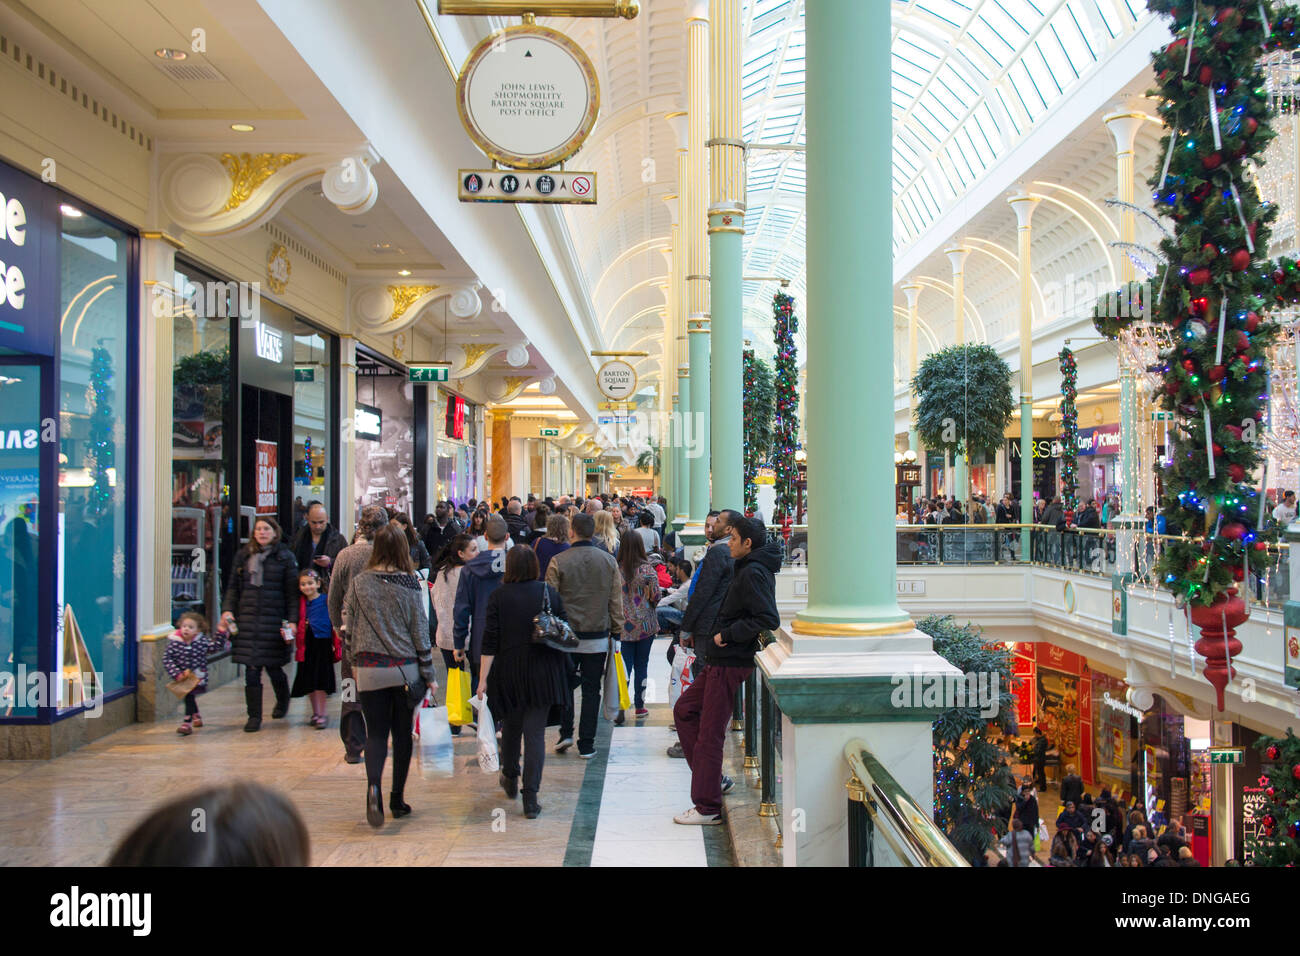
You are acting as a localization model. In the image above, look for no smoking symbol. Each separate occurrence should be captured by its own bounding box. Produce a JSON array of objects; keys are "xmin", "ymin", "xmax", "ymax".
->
[{"xmin": 571, "ymin": 176, "xmax": 591, "ymax": 196}]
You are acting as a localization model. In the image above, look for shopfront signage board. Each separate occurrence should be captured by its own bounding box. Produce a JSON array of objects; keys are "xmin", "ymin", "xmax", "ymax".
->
[
  {"xmin": 254, "ymin": 440, "xmax": 278, "ymax": 515},
  {"xmin": 456, "ymin": 25, "xmax": 600, "ymax": 170},
  {"xmin": 0, "ymin": 162, "xmax": 58, "ymax": 356},
  {"xmin": 459, "ymin": 169, "xmax": 596, "ymax": 205},
  {"xmin": 596, "ymin": 359, "xmax": 637, "ymax": 401},
  {"xmin": 354, "ymin": 403, "xmax": 382, "ymax": 442}
]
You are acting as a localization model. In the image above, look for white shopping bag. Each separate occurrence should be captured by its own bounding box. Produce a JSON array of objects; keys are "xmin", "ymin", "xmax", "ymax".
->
[
  {"xmin": 470, "ymin": 694, "xmax": 499, "ymax": 773},
  {"xmin": 669, "ymin": 645, "xmax": 697, "ymax": 708},
  {"xmin": 416, "ymin": 698, "xmax": 455, "ymax": 779}
]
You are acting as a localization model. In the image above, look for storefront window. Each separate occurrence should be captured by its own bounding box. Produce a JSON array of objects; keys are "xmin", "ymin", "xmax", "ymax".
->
[
  {"xmin": 354, "ymin": 354, "xmax": 414, "ymax": 521},
  {"xmin": 171, "ymin": 262, "xmax": 232, "ymax": 627},
  {"xmin": 58, "ymin": 207, "xmax": 131, "ymax": 707},
  {"xmin": 292, "ymin": 324, "xmax": 332, "ymax": 531},
  {"xmin": 0, "ymin": 362, "xmax": 41, "ymax": 716}
]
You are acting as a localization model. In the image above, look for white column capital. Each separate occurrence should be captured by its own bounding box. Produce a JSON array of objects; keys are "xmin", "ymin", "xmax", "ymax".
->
[
  {"xmin": 1103, "ymin": 107, "xmax": 1150, "ymax": 156},
  {"xmin": 662, "ymin": 193, "xmax": 680, "ymax": 225},
  {"xmin": 1007, "ymin": 192, "xmax": 1042, "ymax": 230},
  {"xmin": 943, "ymin": 245, "xmax": 972, "ymax": 276},
  {"xmin": 901, "ymin": 282, "xmax": 923, "ymax": 309},
  {"xmin": 665, "ymin": 111, "xmax": 690, "ymax": 151}
]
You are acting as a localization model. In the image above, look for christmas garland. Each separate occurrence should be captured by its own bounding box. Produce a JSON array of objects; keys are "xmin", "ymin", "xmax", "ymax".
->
[
  {"xmin": 772, "ymin": 292, "xmax": 800, "ymax": 521},
  {"xmin": 1249, "ymin": 730, "xmax": 1300, "ymax": 865},
  {"xmin": 87, "ymin": 346, "xmax": 116, "ymax": 516},
  {"xmin": 742, "ymin": 348, "xmax": 775, "ymax": 515},
  {"xmin": 1059, "ymin": 346, "xmax": 1079, "ymax": 513},
  {"xmin": 1148, "ymin": 0, "xmax": 1298, "ymax": 608}
]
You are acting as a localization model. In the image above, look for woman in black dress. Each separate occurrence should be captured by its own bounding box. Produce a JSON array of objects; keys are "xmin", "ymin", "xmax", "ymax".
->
[
  {"xmin": 221, "ymin": 516, "xmax": 298, "ymax": 732},
  {"xmin": 478, "ymin": 545, "xmax": 569, "ymax": 819}
]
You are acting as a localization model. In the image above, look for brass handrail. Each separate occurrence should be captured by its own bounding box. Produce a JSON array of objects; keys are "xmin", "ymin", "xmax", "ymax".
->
[{"xmin": 843, "ymin": 739, "xmax": 969, "ymax": 867}]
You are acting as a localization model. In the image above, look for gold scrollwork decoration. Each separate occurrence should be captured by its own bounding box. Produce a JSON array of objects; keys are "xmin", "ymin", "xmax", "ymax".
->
[
  {"xmin": 461, "ymin": 342, "xmax": 500, "ymax": 367},
  {"xmin": 219, "ymin": 152, "xmax": 305, "ymax": 211},
  {"xmin": 503, "ymin": 375, "xmax": 531, "ymax": 395},
  {"xmin": 387, "ymin": 285, "xmax": 438, "ymax": 321}
]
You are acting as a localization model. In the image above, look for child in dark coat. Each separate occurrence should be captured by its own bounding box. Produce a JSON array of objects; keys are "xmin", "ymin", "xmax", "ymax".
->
[{"xmin": 163, "ymin": 611, "xmax": 215, "ymax": 735}]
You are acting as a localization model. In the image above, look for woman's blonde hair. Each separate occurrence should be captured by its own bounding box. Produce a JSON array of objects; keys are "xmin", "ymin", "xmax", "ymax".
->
[{"xmin": 593, "ymin": 510, "xmax": 618, "ymax": 551}]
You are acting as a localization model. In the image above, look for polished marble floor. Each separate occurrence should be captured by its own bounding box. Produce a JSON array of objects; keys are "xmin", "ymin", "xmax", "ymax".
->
[{"xmin": 0, "ymin": 637, "xmax": 730, "ymax": 867}]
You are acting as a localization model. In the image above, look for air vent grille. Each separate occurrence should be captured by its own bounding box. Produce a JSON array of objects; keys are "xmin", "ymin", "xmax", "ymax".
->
[{"xmin": 155, "ymin": 61, "xmax": 227, "ymax": 82}]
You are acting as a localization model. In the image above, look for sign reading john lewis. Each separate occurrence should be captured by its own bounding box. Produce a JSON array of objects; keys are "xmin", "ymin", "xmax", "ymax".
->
[
  {"xmin": 0, "ymin": 161, "xmax": 56, "ymax": 357},
  {"xmin": 456, "ymin": 25, "xmax": 600, "ymax": 170}
]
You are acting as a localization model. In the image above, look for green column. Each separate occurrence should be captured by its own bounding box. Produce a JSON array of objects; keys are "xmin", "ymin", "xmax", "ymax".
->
[
  {"xmin": 674, "ymin": 377, "xmax": 689, "ymax": 527},
  {"xmin": 709, "ymin": 217, "xmax": 743, "ymax": 512},
  {"xmin": 1119, "ymin": 367, "xmax": 1136, "ymax": 515},
  {"xmin": 689, "ymin": 321, "xmax": 712, "ymax": 522},
  {"xmin": 954, "ymin": 452, "xmax": 968, "ymax": 505},
  {"xmin": 794, "ymin": 0, "xmax": 908, "ymax": 630}
]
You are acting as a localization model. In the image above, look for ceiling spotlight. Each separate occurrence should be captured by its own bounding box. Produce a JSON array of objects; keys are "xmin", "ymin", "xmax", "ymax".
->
[
  {"xmin": 231, "ymin": 123, "xmax": 255, "ymax": 132},
  {"xmin": 59, "ymin": 204, "xmax": 83, "ymax": 218},
  {"xmin": 155, "ymin": 48, "xmax": 188, "ymax": 60},
  {"xmin": 397, "ymin": 269, "xmax": 412, "ymax": 277}
]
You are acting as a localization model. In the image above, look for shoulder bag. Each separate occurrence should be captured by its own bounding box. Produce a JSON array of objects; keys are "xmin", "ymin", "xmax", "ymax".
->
[
  {"xmin": 354, "ymin": 574, "xmax": 428, "ymax": 709},
  {"xmin": 532, "ymin": 583, "xmax": 579, "ymax": 652}
]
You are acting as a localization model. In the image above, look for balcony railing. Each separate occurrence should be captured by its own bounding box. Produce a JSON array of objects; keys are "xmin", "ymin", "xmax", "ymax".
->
[{"xmin": 767, "ymin": 524, "xmax": 1290, "ymax": 603}]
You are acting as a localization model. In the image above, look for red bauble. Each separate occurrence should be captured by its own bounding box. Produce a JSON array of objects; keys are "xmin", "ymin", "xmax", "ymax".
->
[
  {"xmin": 1236, "ymin": 330, "xmax": 1251, "ymax": 352},
  {"xmin": 1245, "ymin": 311, "xmax": 1261, "ymax": 332},
  {"xmin": 1213, "ymin": 443, "xmax": 1224, "ymax": 456},
  {"xmin": 1229, "ymin": 464, "xmax": 1246, "ymax": 482},
  {"xmin": 1293, "ymin": 764, "xmax": 1300, "ymax": 779},
  {"xmin": 1199, "ymin": 65, "xmax": 1214, "ymax": 85},
  {"xmin": 1274, "ymin": 268, "xmax": 1287, "ymax": 285},
  {"xmin": 1230, "ymin": 249, "xmax": 1251, "ymax": 271},
  {"xmin": 1202, "ymin": 150, "xmax": 1222, "ymax": 169},
  {"xmin": 1226, "ymin": 423, "xmax": 1244, "ymax": 439},
  {"xmin": 1245, "ymin": 116, "xmax": 1259, "ymax": 136},
  {"xmin": 1266, "ymin": 744, "xmax": 1280, "ymax": 760},
  {"xmin": 1208, "ymin": 365, "xmax": 1226, "ymax": 382},
  {"xmin": 1233, "ymin": 566, "xmax": 1245, "ymax": 581},
  {"xmin": 1267, "ymin": 786, "xmax": 1276, "ymax": 796},
  {"xmin": 1165, "ymin": 382, "xmax": 1180, "ymax": 396},
  {"xmin": 1222, "ymin": 522, "xmax": 1245, "ymax": 540},
  {"xmin": 1218, "ymin": 7, "xmax": 1242, "ymax": 28},
  {"xmin": 1182, "ymin": 359, "xmax": 1197, "ymax": 372},
  {"xmin": 1189, "ymin": 267, "xmax": 1212, "ymax": 286},
  {"xmin": 1192, "ymin": 296, "xmax": 1209, "ymax": 315},
  {"xmin": 1255, "ymin": 541, "xmax": 1268, "ymax": 551}
]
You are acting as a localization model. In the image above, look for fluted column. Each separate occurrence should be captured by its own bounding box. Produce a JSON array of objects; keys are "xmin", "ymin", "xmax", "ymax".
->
[
  {"xmin": 1008, "ymin": 193, "xmax": 1041, "ymax": 559},
  {"xmin": 1106, "ymin": 108, "xmax": 1147, "ymax": 521},
  {"xmin": 708, "ymin": 0, "xmax": 744, "ymax": 514},
  {"xmin": 666, "ymin": 110, "xmax": 690, "ymax": 529},
  {"xmin": 684, "ymin": 1, "xmax": 711, "ymax": 541},
  {"xmin": 945, "ymin": 245, "xmax": 971, "ymax": 503},
  {"xmin": 902, "ymin": 282, "xmax": 923, "ymax": 501}
]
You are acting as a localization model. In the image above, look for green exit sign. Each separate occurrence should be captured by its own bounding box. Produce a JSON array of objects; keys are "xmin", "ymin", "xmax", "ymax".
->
[
  {"xmin": 540, "ymin": 428, "xmax": 560, "ymax": 437},
  {"xmin": 294, "ymin": 367, "xmax": 315, "ymax": 382},
  {"xmin": 583, "ymin": 458, "xmax": 596, "ymax": 463},
  {"xmin": 409, "ymin": 365, "xmax": 450, "ymax": 383},
  {"xmin": 1208, "ymin": 748, "xmax": 1244, "ymax": 764}
]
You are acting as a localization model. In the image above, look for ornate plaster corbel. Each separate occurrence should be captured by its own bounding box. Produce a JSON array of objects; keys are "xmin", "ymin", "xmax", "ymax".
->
[
  {"xmin": 485, "ymin": 374, "xmax": 536, "ymax": 404},
  {"xmin": 160, "ymin": 146, "xmax": 381, "ymax": 237},
  {"xmin": 349, "ymin": 280, "xmax": 483, "ymax": 336}
]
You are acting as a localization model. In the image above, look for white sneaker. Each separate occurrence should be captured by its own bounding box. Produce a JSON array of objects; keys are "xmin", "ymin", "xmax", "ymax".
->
[{"xmin": 673, "ymin": 807, "xmax": 722, "ymax": 826}]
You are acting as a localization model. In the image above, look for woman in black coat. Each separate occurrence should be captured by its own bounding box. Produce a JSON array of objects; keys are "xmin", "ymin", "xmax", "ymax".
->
[
  {"xmin": 478, "ymin": 545, "xmax": 569, "ymax": 820},
  {"xmin": 222, "ymin": 516, "xmax": 299, "ymax": 732}
]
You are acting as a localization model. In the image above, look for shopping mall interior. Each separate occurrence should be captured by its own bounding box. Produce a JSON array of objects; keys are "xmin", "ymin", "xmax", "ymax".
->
[{"xmin": 0, "ymin": 0, "xmax": 1298, "ymax": 889}]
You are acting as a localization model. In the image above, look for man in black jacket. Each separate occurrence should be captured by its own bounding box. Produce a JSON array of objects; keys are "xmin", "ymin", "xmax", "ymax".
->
[
  {"xmin": 503, "ymin": 498, "xmax": 531, "ymax": 546},
  {"xmin": 668, "ymin": 510, "xmax": 735, "ymax": 757},
  {"xmin": 1060, "ymin": 763, "xmax": 1084, "ymax": 805},
  {"xmin": 288, "ymin": 502, "xmax": 348, "ymax": 593},
  {"xmin": 422, "ymin": 501, "xmax": 461, "ymax": 564},
  {"xmin": 673, "ymin": 516, "xmax": 780, "ymax": 825}
]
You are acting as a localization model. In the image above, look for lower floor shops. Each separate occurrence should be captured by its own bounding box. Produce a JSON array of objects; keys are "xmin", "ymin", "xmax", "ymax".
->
[{"xmin": 1005, "ymin": 638, "xmax": 1273, "ymax": 864}]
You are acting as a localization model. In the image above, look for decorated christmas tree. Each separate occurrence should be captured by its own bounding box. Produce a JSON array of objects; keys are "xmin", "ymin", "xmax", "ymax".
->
[
  {"xmin": 1059, "ymin": 346, "xmax": 1079, "ymax": 514},
  {"xmin": 1249, "ymin": 728, "xmax": 1300, "ymax": 866},
  {"xmin": 742, "ymin": 348, "xmax": 775, "ymax": 515},
  {"xmin": 919, "ymin": 615, "xmax": 1019, "ymax": 864},
  {"xmin": 86, "ymin": 346, "xmax": 116, "ymax": 516},
  {"xmin": 771, "ymin": 291, "xmax": 800, "ymax": 521}
]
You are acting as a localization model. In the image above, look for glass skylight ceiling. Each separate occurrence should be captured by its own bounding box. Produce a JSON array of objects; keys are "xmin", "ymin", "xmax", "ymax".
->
[{"xmin": 738, "ymin": 0, "xmax": 1147, "ymax": 352}]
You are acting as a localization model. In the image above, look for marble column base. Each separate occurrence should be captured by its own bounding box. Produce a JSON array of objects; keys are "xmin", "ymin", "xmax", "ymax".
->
[{"xmin": 758, "ymin": 626, "xmax": 961, "ymax": 867}]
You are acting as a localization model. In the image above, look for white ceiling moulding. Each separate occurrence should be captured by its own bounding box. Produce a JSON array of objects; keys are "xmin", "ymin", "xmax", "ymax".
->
[
  {"xmin": 349, "ymin": 279, "xmax": 483, "ymax": 335},
  {"xmin": 160, "ymin": 146, "xmax": 380, "ymax": 237}
]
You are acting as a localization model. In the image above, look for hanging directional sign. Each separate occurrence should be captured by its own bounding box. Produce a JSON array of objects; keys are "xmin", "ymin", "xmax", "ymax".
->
[
  {"xmin": 459, "ymin": 169, "xmax": 597, "ymax": 204},
  {"xmin": 456, "ymin": 24, "xmax": 600, "ymax": 170},
  {"xmin": 409, "ymin": 364, "xmax": 451, "ymax": 383},
  {"xmin": 596, "ymin": 359, "xmax": 637, "ymax": 400}
]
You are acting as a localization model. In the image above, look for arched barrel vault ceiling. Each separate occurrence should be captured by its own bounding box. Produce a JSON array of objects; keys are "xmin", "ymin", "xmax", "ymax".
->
[{"xmin": 533, "ymin": 0, "xmax": 1154, "ymax": 387}]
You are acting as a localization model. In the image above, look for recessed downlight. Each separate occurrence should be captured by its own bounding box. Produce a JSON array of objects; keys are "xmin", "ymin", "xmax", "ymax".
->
[
  {"xmin": 397, "ymin": 269, "xmax": 412, "ymax": 277},
  {"xmin": 155, "ymin": 48, "xmax": 188, "ymax": 60},
  {"xmin": 59, "ymin": 204, "xmax": 83, "ymax": 218},
  {"xmin": 231, "ymin": 123, "xmax": 255, "ymax": 132}
]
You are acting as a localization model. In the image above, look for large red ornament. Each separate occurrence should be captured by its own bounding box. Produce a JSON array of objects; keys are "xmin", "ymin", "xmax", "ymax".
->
[
  {"xmin": 1217, "ymin": 7, "xmax": 1241, "ymax": 28},
  {"xmin": 1229, "ymin": 464, "xmax": 1246, "ymax": 482},
  {"xmin": 1188, "ymin": 268, "xmax": 1211, "ymax": 286},
  {"xmin": 1202, "ymin": 150, "xmax": 1222, "ymax": 169},
  {"xmin": 1266, "ymin": 744, "xmax": 1280, "ymax": 760},
  {"xmin": 1221, "ymin": 522, "xmax": 1245, "ymax": 540},
  {"xmin": 1236, "ymin": 330, "xmax": 1251, "ymax": 352},
  {"xmin": 1230, "ymin": 249, "xmax": 1251, "ymax": 271},
  {"xmin": 1188, "ymin": 587, "xmax": 1248, "ymax": 710},
  {"xmin": 1245, "ymin": 116, "xmax": 1259, "ymax": 136},
  {"xmin": 1208, "ymin": 365, "xmax": 1226, "ymax": 382},
  {"xmin": 1198, "ymin": 65, "xmax": 1214, "ymax": 86},
  {"xmin": 1245, "ymin": 311, "xmax": 1260, "ymax": 332}
]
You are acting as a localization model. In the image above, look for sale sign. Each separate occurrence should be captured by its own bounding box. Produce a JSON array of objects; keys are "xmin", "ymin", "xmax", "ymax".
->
[{"xmin": 255, "ymin": 440, "xmax": 278, "ymax": 515}]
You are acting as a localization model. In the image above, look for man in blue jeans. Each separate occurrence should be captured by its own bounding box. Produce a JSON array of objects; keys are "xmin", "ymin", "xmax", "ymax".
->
[
  {"xmin": 673, "ymin": 516, "xmax": 781, "ymax": 824},
  {"xmin": 545, "ymin": 512, "xmax": 625, "ymax": 758}
]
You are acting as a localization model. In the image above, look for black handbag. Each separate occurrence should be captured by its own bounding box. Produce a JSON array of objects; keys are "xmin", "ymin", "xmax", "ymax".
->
[{"xmin": 532, "ymin": 584, "xmax": 579, "ymax": 652}]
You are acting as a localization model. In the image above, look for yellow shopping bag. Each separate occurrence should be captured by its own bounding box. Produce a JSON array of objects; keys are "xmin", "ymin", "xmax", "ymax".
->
[
  {"xmin": 614, "ymin": 647, "xmax": 631, "ymax": 711},
  {"xmin": 446, "ymin": 664, "xmax": 473, "ymax": 726}
]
